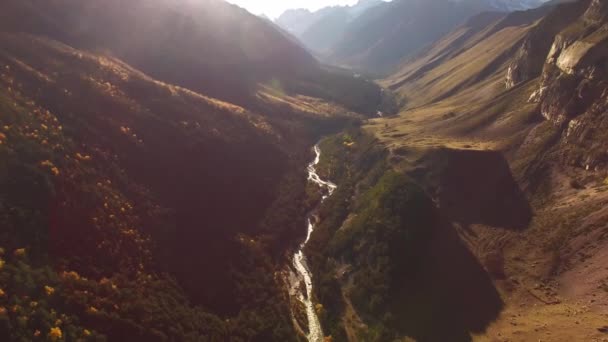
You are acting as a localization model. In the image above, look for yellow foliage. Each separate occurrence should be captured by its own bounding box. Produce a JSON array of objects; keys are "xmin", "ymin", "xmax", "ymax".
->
[
  {"xmin": 83, "ymin": 329, "xmax": 91, "ymax": 336},
  {"xmin": 44, "ymin": 286, "xmax": 55, "ymax": 296},
  {"xmin": 75, "ymin": 153, "xmax": 92, "ymax": 161},
  {"xmin": 604, "ymin": 177, "xmax": 608, "ymax": 186},
  {"xmin": 87, "ymin": 306, "xmax": 98, "ymax": 314},
  {"xmin": 0, "ymin": 289, "xmax": 5, "ymax": 297},
  {"xmin": 0, "ymin": 259, "xmax": 4, "ymax": 269},
  {"xmin": 40, "ymin": 161, "xmax": 60, "ymax": 175},
  {"xmin": 62, "ymin": 271, "xmax": 81, "ymax": 281},
  {"xmin": 48, "ymin": 327, "xmax": 62, "ymax": 341},
  {"xmin": 29, "ymin": 301, "xmax": 38, "ymax": 308},
  {"xmin": 14, "ymin": 248, "xmax": 26, "ymax": 257}
]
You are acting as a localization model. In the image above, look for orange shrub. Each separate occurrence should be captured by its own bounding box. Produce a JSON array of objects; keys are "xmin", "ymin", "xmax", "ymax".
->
[{"xmin": 48, "ymin": 327, "xmax": 62, "ymax": 341}]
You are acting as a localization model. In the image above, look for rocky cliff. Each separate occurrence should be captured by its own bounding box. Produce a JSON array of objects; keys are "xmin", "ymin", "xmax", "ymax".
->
[
  {"xmin": 505, "ymin": 0, "xmax": 608, "ymax": 169},
  {"xmin": 505, "ymin": 0, "xmax": 590, "ymax": 88},
  {"xmin": 531, "ymin": 0, "xmax": 608, "ymax": 170}
]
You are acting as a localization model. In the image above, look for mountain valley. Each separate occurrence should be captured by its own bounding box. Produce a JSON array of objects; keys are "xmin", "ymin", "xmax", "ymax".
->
[
  {"xmin": 275, "ymin": 0, "xmax": 553, "ymax": 75},
  {"xmin": 305, "ymin": 0, "xmax": 608, "ymax": 340},
  {"xmin": 0, "ymin": 0, "xmax": 607, "ymax": 341}
]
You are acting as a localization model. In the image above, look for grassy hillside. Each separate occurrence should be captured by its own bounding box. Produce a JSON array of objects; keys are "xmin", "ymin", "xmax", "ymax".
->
[
  {"xmin": 0, "ymin": 0, "xmax": 317, "ymax": 104},
  {"xmin": 0, "ymin": 0, "xmax": 386, "ymax": 116},
  {"xmin": 305, "ymin": 1, "xmax": 608, "ymax": 340},
  {"xmin": 325, "ymin": 0, "xmax": 489, "ymax": 75},
  {"xmin": 383, "ymin": 7, "xmax": 552, "ymax": 108},
  {"xmin": 0, "ymin": 0, "xmax": 394, "ymax": 337}
]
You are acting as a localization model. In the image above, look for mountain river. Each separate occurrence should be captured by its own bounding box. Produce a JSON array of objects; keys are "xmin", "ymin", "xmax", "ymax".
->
[{"xmin": 291, "ymin": 144, "xmax": 337, "ymax": 342}]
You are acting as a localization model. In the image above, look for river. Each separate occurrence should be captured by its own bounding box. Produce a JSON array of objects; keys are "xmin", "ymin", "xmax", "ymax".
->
[{"xmin": 292, "ymin": 144, "xmax": 337, "ymax": 342}]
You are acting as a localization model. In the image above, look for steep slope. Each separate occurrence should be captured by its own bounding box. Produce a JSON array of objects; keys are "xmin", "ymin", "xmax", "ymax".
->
[
  {"xmin": 275, "ymin": 0, "xmax": 383, "ymax": 55},
  {"xmin": 383, "ymin": 5, "xmax": 554, "ymax": 109},
  {"xmin": 463, "ymin": 0, "xmax": 546, "ymax": 11},
  {"xmin": 276, "ymin": 8, "xmax": 320, "ymax": 36},
  {"xmin": 505, "ymin": 0, "xmax": 590, "ymax": 88},
  {"xmin": 0, "ymin": 0, "xmax": 391, "ymax": 340},
  {"xmin": 0, "ymin": 1, "xmax": 386, "ymax": 338},
  {"xmin": 326, "ymin": 0, "xmax": 489, "ymax": 75},
  {"xmin": 299, "ymin": 9, "xmax": 352, "ymax": 54},
  {"xmin": 0, "ymin": 0, "xmax": 392, "ymax": 115},
  {"xmin": 326, "ymin": 0, "xmax": 551, "ymax": 75},
  {"xmin": 304, "ymin": 0, "xmax": 608, "ymax": 340},
  {"xmin": 0, "ymin": 31, "xmax": 306, "ymax": 340},
  {"xmin": 0, "ymin": 0, "xmax": 328, "ymax": 106}
]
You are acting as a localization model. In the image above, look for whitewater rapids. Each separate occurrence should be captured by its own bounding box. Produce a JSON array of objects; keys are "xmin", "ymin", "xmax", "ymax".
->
[{"xmin": 291, "ymin": 144, "xmax": 336, "ymax": 342}]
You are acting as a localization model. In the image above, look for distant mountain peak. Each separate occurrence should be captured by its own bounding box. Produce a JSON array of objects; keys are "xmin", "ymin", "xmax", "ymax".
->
[
  {"xmin": 353, "ymin": 0, "xmax": 383, "ymax": 8},
  {"xmin": 274, "ymin": 0, "xmax": 383, "ymax": 53},
  {"xmin": 449, "ymin": 0, "xmax": 548, "ymax": 11},
  {"xmin": 490, "ymin": 0, "xmax": 546, "ymax": 11}
]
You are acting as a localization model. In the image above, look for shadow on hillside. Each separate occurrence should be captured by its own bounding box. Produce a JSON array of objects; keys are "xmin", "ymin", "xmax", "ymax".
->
[
  {"xmin": 391, "ymin": 216, "xmax": 504, "ymax": 341},
  {"xmin": 431, "ymin": 149, "xmax": 532, "ymax": 231},
  {"xmin": 127, "ymin": 136, "xmax": 289, "ymax": 316}
]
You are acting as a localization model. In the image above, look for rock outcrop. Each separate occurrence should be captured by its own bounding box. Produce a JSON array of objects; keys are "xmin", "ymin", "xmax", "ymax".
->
[
  {"xmin": 505, "ymin": 0, "xmax": 590, "ymax": 89},
  {"xmin": 530, "ymin": 0, "xmax": 608, "ymax": 170},
  {"xmin": 536, "ymin": 0, "xmax": 608, "ymax": 122}
]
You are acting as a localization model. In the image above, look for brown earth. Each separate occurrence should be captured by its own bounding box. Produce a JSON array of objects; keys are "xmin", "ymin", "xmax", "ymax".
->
[{"xmin": 355, "ymin": 1, "xmax": 608, "ymax": 340}]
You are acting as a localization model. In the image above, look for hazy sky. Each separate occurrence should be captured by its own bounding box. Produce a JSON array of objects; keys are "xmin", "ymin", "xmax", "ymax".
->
[{"xmin": 226, "ymin": 0, "xmax": 361, "ymax": 19}]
